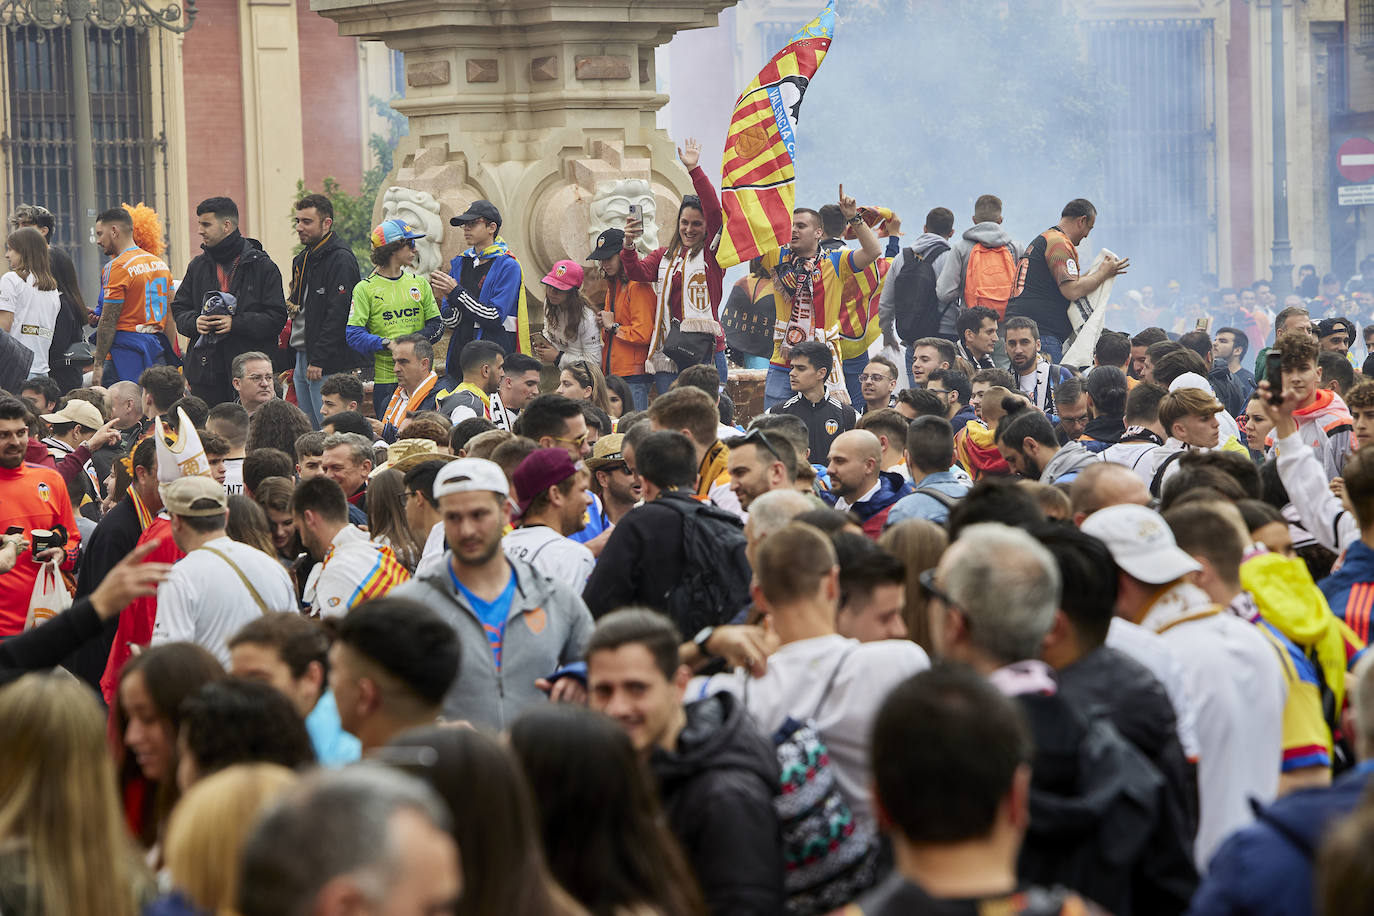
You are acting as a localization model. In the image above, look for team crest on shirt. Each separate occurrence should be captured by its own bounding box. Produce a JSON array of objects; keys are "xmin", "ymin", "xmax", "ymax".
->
[
  {"xmin": 338, "ymin": 285, "xmax": 347, "ymax": 295},
  {"xmin": 409, "ymin": 286, "xmax": 422, "ymax": 302},
  {"xmin": 36, "ymin": 482, "xmax": 50, "ymax": 503},
  {"xmin": 328, "ymin": 597, "xmax": 341, "ymax": 608},
  {"xmin": 525, "ymin": 606, "xmax": 547, "ymax": 634},
  {"xmin": 825, "ymin": 419, "xmax": 839, "ymax": 435}
]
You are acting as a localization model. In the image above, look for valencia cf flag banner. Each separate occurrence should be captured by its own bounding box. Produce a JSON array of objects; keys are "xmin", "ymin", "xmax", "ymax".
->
[{"xmin": 716, "ymin": 1, "xmax": 836, "ymax": 269}]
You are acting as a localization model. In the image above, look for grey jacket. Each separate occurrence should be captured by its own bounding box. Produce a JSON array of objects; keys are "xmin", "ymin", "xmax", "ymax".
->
[
  {"xmin": 1039, "ymin": 440, "xmax": 1100, "ymax": 487},
  {"xmin": 935, "ymin": 222, "xmax": 1024, "ymax": 333},
  {"xmin": 392, "ymin": 557, "xmax": 594, "ymax": 730},
  {"xmin": 877, "ymin": 231, "xmax": 953, "ymax": 340}
]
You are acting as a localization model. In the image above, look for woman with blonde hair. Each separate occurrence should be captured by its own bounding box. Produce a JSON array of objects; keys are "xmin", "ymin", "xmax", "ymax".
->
[
  {"xmin": 878, "ymin": 518, "xmax": 948, "ymax": 653},
  {"xmin": 151, "ymin": 763, "xmax": 298, "ymax": 916},
  {"xmin": 0, "ymin": 672, "xmax": 154, "ymax": 916},
  {"xmin": 1, "ymin": 226, "xmax": 61, "ymax": 377},
  {"xmin": 556, "ymin": 358, "xmax": 615, "ymax": 416}
]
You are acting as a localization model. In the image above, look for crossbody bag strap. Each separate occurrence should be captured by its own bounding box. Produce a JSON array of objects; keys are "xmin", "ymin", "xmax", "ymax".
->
[
  {"xmin": 813, "ymin": 644, "xmax": 860, "ymax": 719},
  {"xmin": 199, "ymin": 545, "xmax": 270, "ymax": 615}
]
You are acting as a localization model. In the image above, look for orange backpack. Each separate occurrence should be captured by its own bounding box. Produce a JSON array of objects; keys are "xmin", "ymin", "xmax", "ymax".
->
[{"xmin": 964, "ymin": 243, "xmax": 1017, "ymax": 318}]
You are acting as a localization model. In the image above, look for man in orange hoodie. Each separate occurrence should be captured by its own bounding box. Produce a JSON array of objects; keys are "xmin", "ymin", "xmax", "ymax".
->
[{"xmin": 1264, "ymin": 330, "xmax": 1354, "ymax": 480}]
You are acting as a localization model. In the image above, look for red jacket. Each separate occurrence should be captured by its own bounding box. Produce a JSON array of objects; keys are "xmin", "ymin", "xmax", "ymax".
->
[{"xmin": 100, "ymin": 515, "xmax": 184, "ymax": 704}]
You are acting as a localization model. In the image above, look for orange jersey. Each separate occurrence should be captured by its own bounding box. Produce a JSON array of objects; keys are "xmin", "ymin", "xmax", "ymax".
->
[
  {"xmin": 103, "ymin": 246, "xmax": 173, "ymax": 332},
  {"xmin": 0, "ymin": 462, "xmax": 81, "ymax": 635}
]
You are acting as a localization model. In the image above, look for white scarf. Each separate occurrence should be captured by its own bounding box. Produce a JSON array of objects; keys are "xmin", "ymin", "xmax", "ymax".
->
[{"xmin": 647, "ymin": 246, "xmax": 717, "ymax": 372}]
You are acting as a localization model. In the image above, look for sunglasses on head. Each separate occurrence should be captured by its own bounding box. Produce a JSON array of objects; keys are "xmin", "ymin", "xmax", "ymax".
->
[{"xmin": 739, "ymin": 427, "xmax": 784, "ymax": 464}]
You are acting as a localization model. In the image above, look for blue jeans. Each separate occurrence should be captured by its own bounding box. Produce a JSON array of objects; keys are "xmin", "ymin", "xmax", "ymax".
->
[
  {"xmin": 1039, "ymin": 334, "xmax": 1064, "ymax": 365},
  {"xmin": 373, "ymin": 382, "xmax": 396, "ymax": 420},
  {"xmin": 294, "ymin": 350, "xmax": 325, "ymax": 430},
  {"xmin": 765, "ymin": 365, "xmax": 793, "ymax": 409},
  {"xmin": 842, "ymin": 353, "xmax": 866, "ymax": 407},
  {"xmin": 624, "ymin": 374, "xmax": 652, "ymax": 412},
  {"xmin": 715, "ymin": 349, "xmax": 729, "ymax": 384}
]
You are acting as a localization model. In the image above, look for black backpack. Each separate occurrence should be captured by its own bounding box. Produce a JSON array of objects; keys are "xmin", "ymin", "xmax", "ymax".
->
[
  {"xmin": 657, "ymin": 496, "xmax": 751, "ymax": 635},
  {"xmin": 892, "ymin": 242, "xmax": 950, "ymax": 344}
]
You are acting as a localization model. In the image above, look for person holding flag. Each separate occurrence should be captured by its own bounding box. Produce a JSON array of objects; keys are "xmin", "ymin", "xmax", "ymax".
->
[
  {"xmin": 621, "ymin": 139, "xmax": 727, "ymax": 392},
  {"xmin": 760, "ymin": 190, "xmax": 884, "ymax": 407}
]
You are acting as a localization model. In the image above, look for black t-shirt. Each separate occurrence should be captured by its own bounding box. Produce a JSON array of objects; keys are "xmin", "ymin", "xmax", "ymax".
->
[
  {"xmin": 1007, "ymin": 228, "xmax": 1077, "ymax": 341},
  {"xmin": 769, "ymin": 392, "xmax": 856, "ymax": 464},
  {"xmin": 853, "ymin": 875, "xmax": 1096, "ymax": 916}
]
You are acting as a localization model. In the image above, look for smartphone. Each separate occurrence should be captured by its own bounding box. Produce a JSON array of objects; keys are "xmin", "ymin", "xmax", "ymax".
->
[
  {"xmin": 1265, "ymin": 352, "xmax": 1284, "ymax": 405},
  {"xmin": 1195, "ymin": 317, "xmax": 1210, "ymax": 332},
  {"xmin": 627, "ymin": 204, "xmax": 640, "ymax": 222}
]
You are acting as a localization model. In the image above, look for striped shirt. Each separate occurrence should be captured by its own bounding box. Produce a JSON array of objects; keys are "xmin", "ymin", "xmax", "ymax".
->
[{"xmin": 304, "ymin": 524, "xmax": 411, "ymax": 617}]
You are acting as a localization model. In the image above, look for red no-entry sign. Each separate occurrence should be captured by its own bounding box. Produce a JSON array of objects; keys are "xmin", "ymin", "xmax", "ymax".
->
[{"xmin": 1338, "ymin": 137, "xmax": 1374, "ymax": 183}]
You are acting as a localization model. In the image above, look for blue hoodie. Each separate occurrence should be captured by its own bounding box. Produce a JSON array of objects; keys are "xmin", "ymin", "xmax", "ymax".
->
[
  {"xmin": 1318, "ymin": 539, "xmax": 1374, "ymax": 643},
  {"xmin": 1186, "ymin": 765, "xmax": 1372, "ymax": 916},
  {"xmin": 847, "ymin": 470, "xmax": 913, "ymax": 539}
]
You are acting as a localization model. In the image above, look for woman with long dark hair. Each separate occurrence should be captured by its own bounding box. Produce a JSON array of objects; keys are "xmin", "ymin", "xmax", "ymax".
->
[
  {"xmin": 246, "ymin": 398, "xmax": 313, "ymax": 457},
  {"xmin": 382, "ymin": 726, "xmax": 588, "ymax": 916},
  {"xmin": 619, "ymin": 139, "xmax": 727, "ymax": 392},
  {"xmin": 115, "ymin": 642, "xmax": 225, "ymax": 850},
  {"xmin": 366, "ymin": 468, "xmax": 423, "ymax": 571},
  {"xmin": 541, "ymin": 260, "xmax": 602, "ymax": 368},
  {"xmin": 45, "ymin": 238, "xmax": 92, "ymax": 392},
  {"xmin": 556, "ymin": 358, "xmax": 614, "ymax": 417},
  {"xmin": 510, "ymin": 705, "xmax": 706, "ymax": 916}
]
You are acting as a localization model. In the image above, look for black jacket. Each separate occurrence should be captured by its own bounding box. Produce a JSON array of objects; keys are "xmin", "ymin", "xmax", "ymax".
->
[
  {"xmin": 292, "ymin": 232, "xmax": 364, "ymax": 374},
  {"xmin": 1017, "ymin": 689, "xmax": 1197, "ymax": 916},
  {"xmin": 0, "ymin": 596, "xmax": 105, "ymax": 688},
  {"xmin": 582, "ymin": 490, "xmax": 751, "ymax": 633},
  {"xmin": 1210, "ymin": 357, "xmax": 1245, "ymax": 418},
  {"xmin": 62, "ymin": 494, "xmax": 144, "ymax": 686},
  {"xmin": 171, "ymin": 233, "xmax": 288, "ymax": 388},
  {"xmin": 651, "ymin": 691, "xmax": 784, "ymax": 916}
]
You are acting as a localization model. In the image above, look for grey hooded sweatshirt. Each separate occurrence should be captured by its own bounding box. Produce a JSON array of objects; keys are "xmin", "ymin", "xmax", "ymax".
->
[
  {"xmin": 936, "ymin": 221, "xmax": 1024, "ymax": 335},
  {"xmin": 1039, "ymin": 440, "xmax": 1100, "ymax": 487}
]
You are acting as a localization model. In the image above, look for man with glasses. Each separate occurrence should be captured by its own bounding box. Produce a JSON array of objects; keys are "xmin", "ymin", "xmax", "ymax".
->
[
  {"xmin": 170, "ymin": 196, "xmax": 288, "ymax": 406},
  {"xmin": 230, "ymin": 351, "xmax": 278, "ymax": 416},
  {"xmin": 1052, "ymin": 376, "xmax": 1090, "ymax": 444},
  {"xmin": 858, "ymin": 357, "xmax": 899, "ymax": 414},
  {"xmin": 926, "ymin": 367, "xmax": 975, "ymax": 434},
  {"xmin": 586, "ymin": 433, "xmax": 641, "ymax": 526}
]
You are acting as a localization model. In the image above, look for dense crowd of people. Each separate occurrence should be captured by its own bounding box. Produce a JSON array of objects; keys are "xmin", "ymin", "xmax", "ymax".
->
[{"xmin": 5, "ymin": 150, "xmax": 1374, "ymax": 916}]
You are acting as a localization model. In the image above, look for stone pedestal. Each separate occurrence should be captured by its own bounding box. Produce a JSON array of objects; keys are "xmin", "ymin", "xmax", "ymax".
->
[{"xmin": 310, "ymin": 0, "xmax": 737, "ymax": 298}]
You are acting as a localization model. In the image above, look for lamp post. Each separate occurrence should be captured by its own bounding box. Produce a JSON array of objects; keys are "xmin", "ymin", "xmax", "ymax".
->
[
  {"xmin": 1, "ymin": 0, "xmax": 196, "ymax": 299},
  {"xmin": 1269, "ymin": 0, "xmax": 1293, "ymax": 298}
]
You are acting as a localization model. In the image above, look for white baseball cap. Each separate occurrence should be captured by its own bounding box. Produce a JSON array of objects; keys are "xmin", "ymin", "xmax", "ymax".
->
[
  {"xmin": 432, "ymin": 457, "xmax": 509, "ymax": 500},
  {"xmin": 1080, "ymin": 503, "xmax": 1201, "ymax": 585},
  {"xmin": 1168, "ymin": 372, "xmax": 1214, "ymax": 395}
]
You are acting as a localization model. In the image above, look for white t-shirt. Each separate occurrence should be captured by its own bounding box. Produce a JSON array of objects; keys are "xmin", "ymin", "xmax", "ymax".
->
[
  {"xmin": 415, "ymin": 521, "xmax": 447, "ymax": 579},
  {"xmin": 698, "ymin": 633, "xmax": 930, "ymax": 828},
  {"xmin": 151, "ymin": 536, "xmax": 297, "ymax": 665},
  {"xmin": 222, "ymin": 457, "xmax": 245, "ymax": 496},
  {"xmin": 0, "ymin": 272, "xmax": 60, "ymax": 375},
  {"xmin": 503, "ymin": 525, "xmax": 595, "ymax": 588},
  {"xmin": 1137, "ymin": 583, "xmax": 1286, "ymax": 868}
]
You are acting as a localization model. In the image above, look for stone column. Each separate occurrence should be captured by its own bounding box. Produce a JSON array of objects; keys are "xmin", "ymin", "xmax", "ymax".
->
[{"xmin": 311, "ymin": 0, "xmax": 737, "ymax": 290}]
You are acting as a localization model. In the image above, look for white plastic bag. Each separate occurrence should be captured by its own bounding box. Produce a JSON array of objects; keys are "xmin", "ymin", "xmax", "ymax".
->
[{"xmin": 24, "ymin": 558, "xmax": 72, "ymax": 629}]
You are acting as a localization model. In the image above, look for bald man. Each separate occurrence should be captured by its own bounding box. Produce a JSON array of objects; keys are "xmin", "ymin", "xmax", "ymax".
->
[
  {"xmin": 107, "ymin": 379, "xmax": 145, "ymax": 451},
  {"xmin": 1069, "ymin": 461, "xmax": 1152, "ymax": 527},
  {"xmin": 827, "ymin": 429, "xmax": 913, "ymax": 539}
]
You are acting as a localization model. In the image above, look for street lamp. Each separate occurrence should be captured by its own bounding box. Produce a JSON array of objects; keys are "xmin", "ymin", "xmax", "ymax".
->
[{"xmin": 1, "ymin": 0, "xmax": 196, "ymax": 297}]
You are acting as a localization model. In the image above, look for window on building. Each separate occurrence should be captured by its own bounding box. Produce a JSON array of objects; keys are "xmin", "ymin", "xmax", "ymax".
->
[{"xmin": 3, "ymin": 25, "xmax": 155, "ymax": 250}]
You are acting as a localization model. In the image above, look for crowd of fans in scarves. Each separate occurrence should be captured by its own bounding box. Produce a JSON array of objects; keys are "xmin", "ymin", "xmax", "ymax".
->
[{"xmin": 9, "ymin": 141, "xmax": 1374, "ymax": 916}]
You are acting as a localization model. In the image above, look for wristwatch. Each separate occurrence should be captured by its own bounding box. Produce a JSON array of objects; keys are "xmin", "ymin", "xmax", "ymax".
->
[
  {"xmin": 693, "ymin": 626, "xmax": 717, "ymax": 658},
  {"xmin": 610, "ymin": 322, "xmax": 622, "ymax": 335},
  {"xmin": 846, "ymin": 215, "xmax": 863, "ymax": 226}
]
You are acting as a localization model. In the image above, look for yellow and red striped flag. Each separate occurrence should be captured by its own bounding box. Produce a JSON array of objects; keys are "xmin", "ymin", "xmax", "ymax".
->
[{"xmin": 716, "ymin": 1, "xmax": 836, "ymax": 269}]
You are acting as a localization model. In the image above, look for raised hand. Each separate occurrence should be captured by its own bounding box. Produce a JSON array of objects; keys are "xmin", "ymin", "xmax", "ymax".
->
[
  {"xmin": 838, "ymin": 184, "xmax": 857, "ymax": 221},
  {"xmin": 678, "ymin": 137, "xmax": 702, "ymax": 170}
]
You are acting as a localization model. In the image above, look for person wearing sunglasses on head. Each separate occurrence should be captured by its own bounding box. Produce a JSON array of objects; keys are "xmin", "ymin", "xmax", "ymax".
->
[
  {"xmin": 169, "ymin": 197, "xmax": 287, "ymax": 406},
  {"xmin": 345, "ymin": 219, "xmax": 443, "ymax": 418}
]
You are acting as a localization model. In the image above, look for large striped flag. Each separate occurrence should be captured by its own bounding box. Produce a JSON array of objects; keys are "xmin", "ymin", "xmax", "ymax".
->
[{"xmin": 716, "ymin": 1, "xmax": 836, "ymax": 269}]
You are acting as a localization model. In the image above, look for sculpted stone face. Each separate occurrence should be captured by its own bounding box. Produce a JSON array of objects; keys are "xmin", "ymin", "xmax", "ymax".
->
[
  {"xmin": 590, "ymin": 178, "xmax": 657, "ymax": 254},
  {"xmin": 382, "ymin": 186, "xmax": 445, "ymax": 274}
]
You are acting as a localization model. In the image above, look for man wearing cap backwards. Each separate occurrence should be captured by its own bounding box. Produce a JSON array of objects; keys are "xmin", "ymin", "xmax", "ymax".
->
[
  {"xmin": 169, "ymin": 196, "xmax": 289, "ymax": 406},
  {"xmin": 346, "ymin": 218, "xmax": 443, "ymax": 418},
  {"xmin": 293, "ymin": 474, "xmax": 411, "ymax": 617},
  {"xmin": 590, "ymin": 227, "xmax": 657, "ymax": 411},
  {"xmin": 392, "ymin": 457, "xmax": 594, "ymax": 729},
  {"xmin": 586, "ymin": 433, "xmax": 641, "ymax": 526},
  {"xmin": 379, "ymin": 333, "xmax": 439, "ymax": 443},
  {"xmin": 1082, "ymin": 503, "xmax": 1285, "ymax": 869},
  {"xmin": 0, "ymin": 395, "xmax": 81, "ymax": 637},
  {"xmin": 430, "ymin": 199, "xmax": 531, "ymax": 369},
  {"xmin": 503, "ymin": 448, "xmax": 595, "ymax": 588},
  {"xmin": 150, "ymin": 474, "xmax": 295, "ymax": 665}
]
